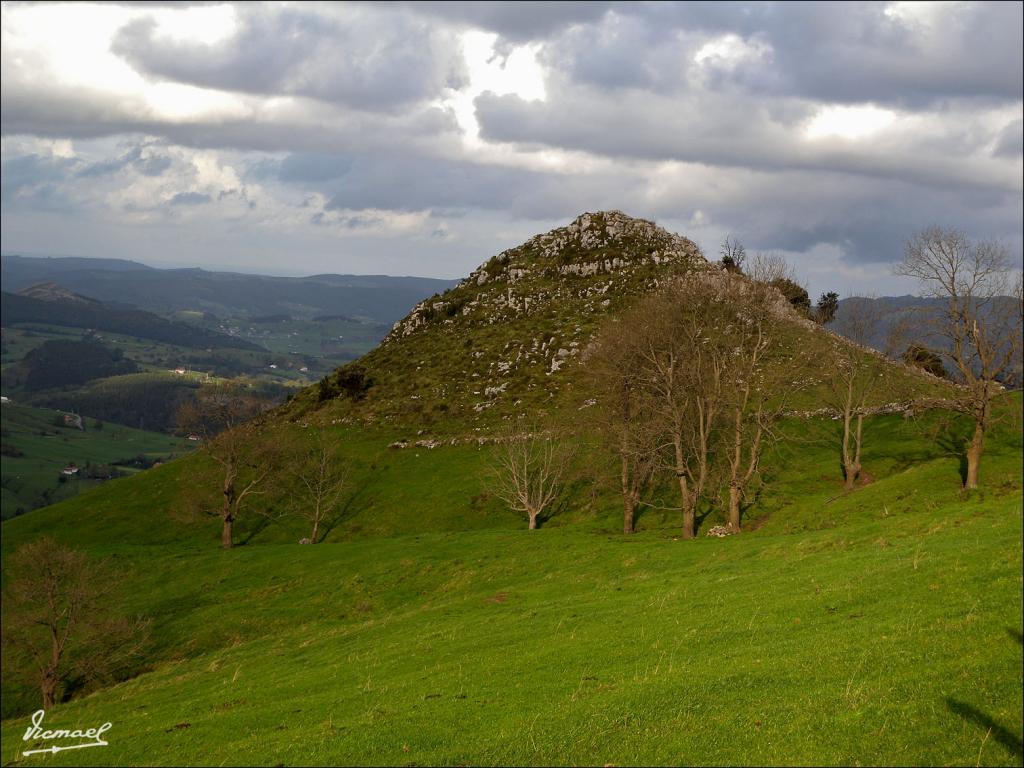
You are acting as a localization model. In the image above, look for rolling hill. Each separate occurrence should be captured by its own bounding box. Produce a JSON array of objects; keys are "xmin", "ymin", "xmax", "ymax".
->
[
  {"xmin": 0, "ymin": 212, "xmax": 1020, "ymax": 766},
  {"xmin": 1, "ymin": 255, "xmax": 457, "ymax": 324},
  {"xmin": 1, "ymin": 288, "xmax": 261, "ymax": 351}
]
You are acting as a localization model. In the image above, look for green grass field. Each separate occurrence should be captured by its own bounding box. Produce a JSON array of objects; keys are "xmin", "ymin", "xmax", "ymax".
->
[
  {"xmin": 0, "ymin": 402, "xmax": 192, "ymax": 518},
  {"xmin": 0, "ymin": 394, "xmax": 1020, "ymax": 765}
]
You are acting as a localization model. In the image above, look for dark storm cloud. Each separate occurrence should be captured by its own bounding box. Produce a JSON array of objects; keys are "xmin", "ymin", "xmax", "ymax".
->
[
  {"xmin": 474, "ymin": 89, "xmax": 1018, "ymax": 195},
  {"xmin": 0, "ymin": 74, "xmax": 462, "ymax": 154},
  {"xmin": 542, "ymin": 10, "xmax": 693, "ymax": 92},
  {"xmin": 393, "ymin": 2, "xmax": 1023, "ymax": 107},
  {"xmin": 393, "ymin": 1, "xmax": 619, "ymax": 42},
  {"xmin": 295, "ymin": 149, "xmax": 645, "ymax": 221},
  {"xmin": 320, "ymin": 152, "xmax": 546, "ymax": 213},
  {"xmin": 0, "ymin": 80, "xmax": 150, "ymax": 141},
  {"xmin": 749, "ymin": 2, "xmax": 1022, "ymax": 107},
  {"xmin": 111, "ymin": 4, "xmax": 468, "ymax": 111},
  {"xmin": 646, "ymin": 167, "xmax": 1024, "ymax": 268},
  {"xmin": 600, "ymin": 2, "xmax": 1024, "ymax": 107}
]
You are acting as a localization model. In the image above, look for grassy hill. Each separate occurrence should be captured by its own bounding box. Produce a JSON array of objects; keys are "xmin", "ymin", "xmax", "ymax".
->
[
  {"xmin": 0, "ymin": 402, "xmax": 193, "ymax": 518},
  {"xmin": 0, "ymin": 397, "xmax": 1020, "ymax": 765},
  {"xmin": 0, "ymin": 213, "xmax": 1019, "ymax": 765},
  {"xmin": 290, "ymin": 211, "xmax": 950, "ymax": 434}
]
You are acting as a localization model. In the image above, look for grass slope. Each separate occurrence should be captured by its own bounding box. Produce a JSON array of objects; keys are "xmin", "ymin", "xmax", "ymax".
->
[{"xmin": 1, "ymin": 397, "xmax": 1020, "ymax": 765}]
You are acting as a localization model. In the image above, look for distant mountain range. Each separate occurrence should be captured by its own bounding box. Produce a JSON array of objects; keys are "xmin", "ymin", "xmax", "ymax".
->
[{"xmin": 1, "ymin": 255, "xmax": 457, "ymax": 324}]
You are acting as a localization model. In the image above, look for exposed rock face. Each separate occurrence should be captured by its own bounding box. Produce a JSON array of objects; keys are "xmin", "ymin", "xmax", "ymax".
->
[{"xmin": 387, "ymin": 211, "xmax": 705, "ymax": 342}]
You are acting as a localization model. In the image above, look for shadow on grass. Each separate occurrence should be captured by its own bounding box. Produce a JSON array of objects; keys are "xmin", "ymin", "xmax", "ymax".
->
[
  {"xmin": 694, "ymin": 506, "xmax": 714, "ymax": 535},
  {"xmin": 945, "ymin": 698, "xmax": 1024, "ymax": 759},
  {"xmin": 1008, "ymin": 627, "xmax": 1023, "ymax": 645},
  {"xmin": 238, "ymin": 514, "xmax": 273, "ymax": 546},
  {"xmin": 932, "ymin": 424, "xmax": 970, "ymax": 486},
  {"xmin": 318, "ymin": 481, "xmax": 372, "ymax": 542}
]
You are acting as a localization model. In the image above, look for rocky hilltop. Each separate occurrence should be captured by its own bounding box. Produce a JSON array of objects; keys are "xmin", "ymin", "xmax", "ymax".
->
[
  {"xmin": 300, "ymin": 211, "xmax": 707, "ymax": 427},
  {"xmin": 388, "ymin": 210, "xmax": 704, "ymax": 342},
  {"xmin": 293, "ymin": 209, "xmax": 951, "ymax": 434}
]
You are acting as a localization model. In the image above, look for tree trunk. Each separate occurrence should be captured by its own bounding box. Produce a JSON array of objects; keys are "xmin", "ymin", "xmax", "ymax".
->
[
  {"xmin": 682, "ymin": 502, "xmax": 695, "ymax": 540},
  {"xmin": 528, "ymin": 511, "xmax": 538, "ymax": 530},
  {"xmin": 222, "ymin": 477, "xmax": 236, "ymax": 549},
  {"xmin": 841, "ymin": 409, "xmax": 857, "ymax": 489},
  {"xmin": 311, "ymin": 518, "xmax": 320, "ymax": 543},
  {"xmin": 41, "ymin": 673, "xmax": 57, "ymax": 709},
  {"xmin": 621, "ymin": 454, "xmax": 635, "ymax": 534},
  {"xmin": 852, "ymin": 413, "xmax": 864, "ymax": 486},
  {"xmin": 964, "ymin": 421, "xmax": 985, "ymax": 490},
  {"xmin": 674, "ymin": 439, "xmax": 694, "ymax": 540},
  {"xmin": 728, "ymin": 483, "xmax": 741, "ymax": 532}
]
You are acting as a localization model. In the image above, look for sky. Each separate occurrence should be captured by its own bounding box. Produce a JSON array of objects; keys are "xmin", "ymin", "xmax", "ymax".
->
[{"xmin": 1, "ymin": 1, "xmax": 1021, "ymax": 298}]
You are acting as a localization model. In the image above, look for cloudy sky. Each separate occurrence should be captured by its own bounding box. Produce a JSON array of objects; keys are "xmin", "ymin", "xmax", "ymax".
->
[{"xmin": 1, "ymin": 1, "xmax": 1021, "ymax": 298}]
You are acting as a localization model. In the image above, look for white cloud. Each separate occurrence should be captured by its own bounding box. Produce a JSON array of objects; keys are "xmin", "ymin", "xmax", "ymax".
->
[
  {"xmin": 804, "ymin": 104, "xmax": 898, "ymax": 141},
  {"xmin": 2, "ymin": 3, "xmax": 252, "ymax": 124},
  {"xmin": 441, "ymin": 30, "xmax": 546, "ymax": 146},
  {"xmin": 694, "ymin": 33, "xmax": 771, "ymax": 71}
]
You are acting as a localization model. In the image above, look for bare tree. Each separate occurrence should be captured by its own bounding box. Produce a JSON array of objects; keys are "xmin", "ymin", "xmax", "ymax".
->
[
  {"xmin": 176, "ymin": 383, "xmax": 277, "ymax": 548},
  {"xmin": 591, "ymin": 271, "xmax": 813, "ymax": 536},
  {"xmin": 749, "ymin": 252, "xmax": 810, "ymax": 313},
  {"xmin": 825, "ymin": 297, "xmax": 886, "ymax": 490},
  {"xmin": 748, "ymin": 252, "xmax": 793, "ymax": 284},
  {"xmin": 720, "ymin": 235, "xmax": 747, "ymax": 273},
  {"xmin": 289, "ymin": 430, "xmax": 349, "ymax": 542},
  {"xmin": 897, "ymin": 227, "xmax": 1023, "ymax": 488},
  {"xmin": 626, "ymin": 289, "xmax": 698, "ymax": 538},
  {"xmin": 628, "ymin": 277, "xmax": 734, "ymax": 539},
  {"xmin": 588, "ymin": 320, "xmax": 659, "ymax": 533},
  {"xmin": 1, "ymin": 538, "xmax": 149, "ymax": 709},
  {"xmin": 718, "ymin": 277, "xmax": 802, "ymax": 530},
  {"xmin": 488, "ymin": 427, "xmax": 572, "ymax": 530}
]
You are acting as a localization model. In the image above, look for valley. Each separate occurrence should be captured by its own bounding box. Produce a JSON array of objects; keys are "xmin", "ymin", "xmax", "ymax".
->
[
  {"xmin": 0, "ymin": 257, "xmax": 450, "ymax": 516},
  {"xmin": 0, "ymin": 402, "xmax": 191, "ymax": 519}
]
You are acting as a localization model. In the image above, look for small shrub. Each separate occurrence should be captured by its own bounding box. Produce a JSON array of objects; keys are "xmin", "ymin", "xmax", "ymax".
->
[
  {"xmin": 903, "ymin": 344, "xmax": 947, "ymax": 379},
  {"xmin": 771, "ymin": 278, "xmax": 811, "ymax": 314}
]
